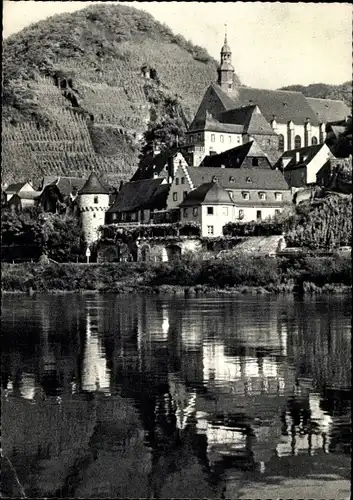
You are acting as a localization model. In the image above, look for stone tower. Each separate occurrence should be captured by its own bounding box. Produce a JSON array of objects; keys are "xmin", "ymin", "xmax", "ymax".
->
[
  {"xmin": 78, "ymin": 172, "xmax": 110, "ymax": 246},
  {"xmin": 217, "ymin": 28, "xmax": 235, "ymax": 92}
]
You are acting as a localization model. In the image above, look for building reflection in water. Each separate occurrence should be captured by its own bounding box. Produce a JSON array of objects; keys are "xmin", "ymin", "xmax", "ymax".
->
[
  {"xmin": 1, "ymin": 294, "xmax": 351, "ymax": 498},
  {"xmin": 81, "ymin": 300, "xmax": 110, "ymax": 394}
]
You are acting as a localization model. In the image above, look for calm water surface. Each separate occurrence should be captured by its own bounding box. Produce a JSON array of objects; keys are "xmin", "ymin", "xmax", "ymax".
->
[{"xmin": 1, "ymin": 293, "xmax": 351, "ymax": 498}]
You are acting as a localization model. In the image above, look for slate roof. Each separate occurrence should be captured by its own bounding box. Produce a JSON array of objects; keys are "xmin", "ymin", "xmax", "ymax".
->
[
  {"xmin": 79, "ymin": 172, "xmax": 109, "ymax": 195},
  {"xmin": 219, "ymin": 105, "xmax": 277, "ymax": 135},
  {"xmin": 275, "ymin": 143, "xmax": 325, "ymax": 170},
  {"xmin": 4, "ymin": 182, "xmax": 32, "ymax": 194},
  {"xmin": 131, "ymin": 148, "xmax": 184, "ymax": 181},
  {"xmin": 179, "ymin": 182, "xmax": 234, "ymax": 207},
  {"xmin": 200, "ymin": 141, "xmax": 271, "ymax": 168},
  {"xmin": 213, "ymin": 84, "xmax": 320, "ymax": 126},
  {"xmin": 107, "ymin": 178, "xmax": 169, "ymax": 213},
  {"xmin": 186, "ymin": 166, "xmax": 289, "ymax": 191},
  {"xmin": 56, "ymin": 177, "xmax": 87, "ymax": 196},
  {"xmin": 307, "ymin": 98, "xmax": 350, "ymax": 124}
]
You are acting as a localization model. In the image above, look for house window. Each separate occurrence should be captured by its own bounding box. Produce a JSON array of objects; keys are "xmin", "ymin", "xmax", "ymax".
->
[
  {"xmin": 259, "ymin": 192, "xmax": 266, "ymax": 200},
  {"xmin": 239, "ymin": 209, "xmax": 244, "ymax": 220},
  {"xmin": 242, "ymin": 192, "xmax": 250, "ymax": 200},
  {"xmin": 295, "ymin": 135, "xmax": 302, "ymax": 149},
  {"xmin": 207, "ymin": 207, "xmax": 214, "ymax": 215},
  {"xmin": 229, "ymin": 136, "xmax": 232, "ymax": 143},
  {"xmin": 183, "ymin": 191, "xmax": 188, "ymax": 200},
  {"xmin": 173, "ymin": 192, "xmax": 178, "ymax": 202},
  {"xmin": 275, "ymin": 192, "xmax": 283, "ymax": 201},
  {"xmin": 312, "ymin": 136, "xmax": 318, "ymax": 145},
  {"xmin": 175, "ymin": 178, "xmax": 179, "ymax": 185},
  {"xmin": 94, "ymin": 196, "xmax": 99, "ymax": 204},
  {"xmin": 93, "ymin": 213, "xmax": 96, "ymax": 218},
  {"xmin": 223, "ymin": 207, "xmax": 228, "ymax": 216},
  {"xmin": 193, "ymin": 207, "xmax": 198, "ymax": 217},
  {"xmin": 207, "ymin": 225, "xmax": 214, "ymax": 235},
  {"xmin": 256, "ymin": 210, "xmax": 262, "ymax": 220},
  {"xmin": 252, "ymin": 158, "xmax": 259, "ymax": 166},
  {"xmin": 183, "ymin": 208, "xmax": 188, "ymax": 218},
  {"xmin": 237, "ymin": 137, "xmax": 241, "ymax": 143},
  {"xmin": 220, "ymin": 135, "xmax": 224, "ymax": 143},
  {"xmin": 181, "ymin": 177, "xmax": 185, "ymax": 184},
  {"xmin": 278, "ymin": 134, "xmax": 285, "ymax": 151},
  {"xmin": 211, "ymin": 134, "xmax": 215, "ymax": 142}
]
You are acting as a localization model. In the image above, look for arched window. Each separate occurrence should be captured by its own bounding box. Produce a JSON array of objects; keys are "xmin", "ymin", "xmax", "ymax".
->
[
  {"xmin": 311, "ymin": 136, "xmax": 318, "ymax": 145},
  {"xmin": 294, "ymin": 135, "xmax": 301, "ymax": 149},
  {"xmin": 278, "ymin": 134, "xmax": 285, "ymax": 151}
]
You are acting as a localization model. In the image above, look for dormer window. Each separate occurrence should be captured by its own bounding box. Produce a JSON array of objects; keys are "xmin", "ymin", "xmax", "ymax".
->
[
  {"xmin": 229, "ymin": 176, "xmax": 235, "ymax": 183},
  {"xmin": 227, "ymin": 190, "xmax": 234, "ymax": 200},
  {"xmin": 212, "ymin": 176, "xmax": 218, "ymax": 182},
  {"xmin": 258, "ymin": 192, "xmax": 266, "ymax": 200},
  {"xmin": 242, "ymin": 191, "xmax": 250, "ymax": 200},
  {"xmin": 246, "ymin": 177, "xmax": 252, "ymax": 183}
]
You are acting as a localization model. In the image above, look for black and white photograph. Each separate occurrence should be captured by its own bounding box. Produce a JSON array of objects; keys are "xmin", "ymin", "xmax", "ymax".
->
[{"xmin": 1, "ymin": 1, "xmax": 352, "ymax": 498}]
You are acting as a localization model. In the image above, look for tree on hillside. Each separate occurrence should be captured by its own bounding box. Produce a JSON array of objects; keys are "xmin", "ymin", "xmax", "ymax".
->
[{"xmin": 138, "ymin": 116, "xmax": 187, "ymax": 161}]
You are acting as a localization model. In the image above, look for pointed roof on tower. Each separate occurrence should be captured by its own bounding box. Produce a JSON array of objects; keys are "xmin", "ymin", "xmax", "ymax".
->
[
  {"xmin": 221, "ymin": 25, "xmax": 231, "ymax": 53},
  {"xmin": 79, "ymin": 172, "xmax": 109, "ymax": 195}
]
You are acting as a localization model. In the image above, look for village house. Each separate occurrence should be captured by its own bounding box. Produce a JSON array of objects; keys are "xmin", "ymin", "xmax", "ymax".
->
[
  {"xmin": 4, "ymin": 181, "xmax": 35, "ymax": 203},
  {"xmin": 105, "ymin": 177, "xmax": 170, "ymax": 224},
  {"xmin": 277, "ymin": 143, "xmax": 333, "ymax": 188},
  {"xmin": 167, "ymin": 165, "xmax": 291, "ymax": 237},
  {"xmin": 185, "ymin": 34, "xmax": 350, "ymax": 166},
  {"xmin": 6, "ymin": 191, "xmax": 41, "ymax": 212}
]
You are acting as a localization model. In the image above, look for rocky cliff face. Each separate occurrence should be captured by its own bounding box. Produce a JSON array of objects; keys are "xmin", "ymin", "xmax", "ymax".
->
[{"xmin": 2, "ymin": 4, "xmax": 241, "ymax": 187}]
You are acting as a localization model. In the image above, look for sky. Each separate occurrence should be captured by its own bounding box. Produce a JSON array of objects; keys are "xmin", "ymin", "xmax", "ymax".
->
[{"xmin": 3, "ymin": 1, "xmax": 352, "ymax": 89}]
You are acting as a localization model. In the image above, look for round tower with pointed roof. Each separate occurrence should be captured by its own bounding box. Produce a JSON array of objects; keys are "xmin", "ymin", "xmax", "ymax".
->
[
  {"xmin": 78, "ymin": 172, "xmax": 110, "ymax": 246},
  {"xmin": 217, "ymin": 27, "xmax": 235, "ymax": 92}
]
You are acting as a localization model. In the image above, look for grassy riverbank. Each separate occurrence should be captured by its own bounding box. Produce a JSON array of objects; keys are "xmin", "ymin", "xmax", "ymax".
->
[{"xmin": 1, "ymin": 255, "xmax": 351, "ymax": 295}]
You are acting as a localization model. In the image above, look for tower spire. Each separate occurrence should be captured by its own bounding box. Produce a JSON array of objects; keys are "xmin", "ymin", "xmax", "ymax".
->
[{"xmin": 217, "ymin": 26, "xmax": 234, "ymax": 92}]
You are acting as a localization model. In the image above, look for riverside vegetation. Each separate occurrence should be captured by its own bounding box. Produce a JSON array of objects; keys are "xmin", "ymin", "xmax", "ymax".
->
[{"xmin": 2, "ymin": 254, "xmax": 351, "ymax": 295}]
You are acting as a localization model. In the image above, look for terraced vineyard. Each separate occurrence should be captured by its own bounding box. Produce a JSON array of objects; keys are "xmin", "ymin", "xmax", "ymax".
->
[{"xmin": 3, "ymin": 3, "xmax": 234, "ymax": 185}]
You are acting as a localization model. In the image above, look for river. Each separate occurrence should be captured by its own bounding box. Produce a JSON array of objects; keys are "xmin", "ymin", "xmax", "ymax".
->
[{"xmin": 1, "ymin": 293, "xmax": 351, "ymax": 498}]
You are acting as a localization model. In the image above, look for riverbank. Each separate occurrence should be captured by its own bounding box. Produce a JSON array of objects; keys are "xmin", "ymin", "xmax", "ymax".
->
[{"xmin": 1, "ymin": 255, "xmax": 351, "ymax": 295}]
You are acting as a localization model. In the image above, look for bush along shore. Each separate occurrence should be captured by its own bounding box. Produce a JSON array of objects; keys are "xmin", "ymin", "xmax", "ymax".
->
[{"xmin": 1, "ymin": 255, "xmax": 351, "ymax": 296}]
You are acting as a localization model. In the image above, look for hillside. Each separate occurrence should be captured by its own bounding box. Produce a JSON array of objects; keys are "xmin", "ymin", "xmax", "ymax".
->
[
  {"xmin": 2, "ymin": 4, "xmax": 241, "ymax": 186},
  {"xmin": 279, "ymin": 82, "xmax": 352, "ymax": 108}
]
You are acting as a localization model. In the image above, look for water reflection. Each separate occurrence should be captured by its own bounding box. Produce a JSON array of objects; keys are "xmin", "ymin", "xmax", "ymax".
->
[{"xmin": 1, "ymin": 294, "xmax": 351, "ymax": 498}]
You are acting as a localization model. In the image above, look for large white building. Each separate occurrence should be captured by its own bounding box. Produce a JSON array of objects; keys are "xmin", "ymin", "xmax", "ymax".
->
[{"xmin": 184, "ymin": 34, "xmax": 350, "ymax": 166}]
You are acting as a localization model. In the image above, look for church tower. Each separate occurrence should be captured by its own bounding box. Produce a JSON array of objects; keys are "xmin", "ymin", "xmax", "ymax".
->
[
  {"xmin": 78, "ymin": 172, "xmax": 110, "ymax": 246},
  {"xmin": 217, "ymin": 27, "xmax": 235, "ymax": 92}
]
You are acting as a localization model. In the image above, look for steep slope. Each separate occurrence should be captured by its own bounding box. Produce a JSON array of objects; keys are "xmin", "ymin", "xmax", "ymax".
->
[
  {"xmin": 2, "ymin": 4, "xmax": 241, "ymax": 186},
  {"xmin": 279, "ymin": 82, "xmax": 352, "ymax": 108}
]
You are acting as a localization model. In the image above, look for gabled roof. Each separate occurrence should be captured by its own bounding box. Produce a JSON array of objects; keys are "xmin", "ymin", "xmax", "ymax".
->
[
  {"xmin": 307, "ymin": 97, "xmax": 350, "ymax": 124},
  {"xmin": 219, "ymin": 105, "xmax": 277, "ymax": 136},
  {"xmin": 276, "ymin": 143, "xmax": 325, "ymax": 170},
  {"xmin": 215, "ymin": 84, "xmax": 320, "ymax": 126},
  {"xmin": 131, "ymin": 148, "xmax": 186, "ymax": 182},
  {"xmin": 4, "ymin": 182, "xmax": 32, "ymax": 194},
  {"xmin": 107, "ymin": 178, "xmax": 169, "ymax": 213},
  {"xmin": 186, "ymin": 166, "xmax": 289, "ymax": 191},
  {"xmin": 79, "ymin": 172, "xmax": 109, "ymax": 195},
  {"xmin": 188, "ymin": 84, "xmax": 235, "ymax": 132},
  {"xmin": 179, "ymin": 182, "xmax": 234, "ymax": 207},
  {"xmin": 200, "ymin": 141, "xmax": 271, "ymax": 168}
]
